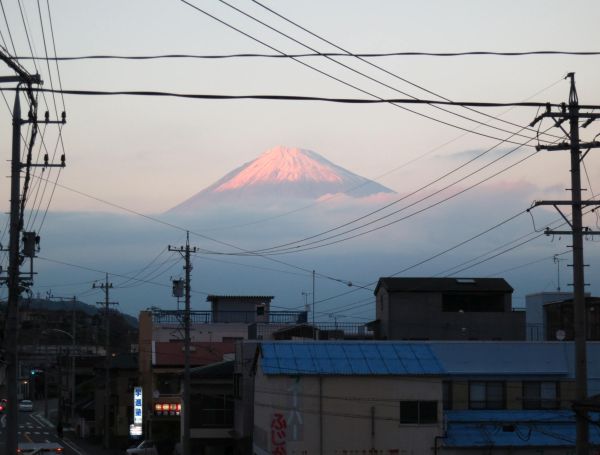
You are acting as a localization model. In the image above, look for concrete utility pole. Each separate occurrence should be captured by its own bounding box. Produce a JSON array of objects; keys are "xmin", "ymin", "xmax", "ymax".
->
[
  {"xmin": 5, "ymin": 87, "xmax": 23, "ymax": 455},
  {"xmin": 93, "ymin": 275, "xmax": 118, "ymax": 449},
  {"xmin": 169, "ymin": 232, "xmax": 197, "ymax": 455},
  {"xmin": 47, "ymin": 294, "xmax": 78, "ymax": 426},
  {"xmin": 531, "ymin": 73, "xmax": 600, "ymax": 455},
  {"xmin": 312, "ymin": 270, "xmax": 316, "ymax": 339},
  {"xmin": 0, "ymin": 46, "xmax": 65, "ymax": 455}
]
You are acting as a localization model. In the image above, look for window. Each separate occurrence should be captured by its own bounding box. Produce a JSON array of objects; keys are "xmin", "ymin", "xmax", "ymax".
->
[
  {"xmin": 222, "ymin": 336, "xmax": 243, "ymax": 343},
  {"xmin": 442, "ymin": 381, "xmax": 452, "ymax": 410},
  {"xmin": 522, "ymin": 381, "xmax": 559, "ymax": 409},
  {"xmin": 190, "ymin": 394, "xmax": 234, "ymax": 427},
  {"xmin": 469, "ymin": 382, "xmax": 505, "ymax": 409},
  {"xmin": 442, "ymin": 294, "xmax": 505, "ymax": 312},
  {"xmin": 399, "ymin": 401, "xmax": 437, "ymax": 424}
]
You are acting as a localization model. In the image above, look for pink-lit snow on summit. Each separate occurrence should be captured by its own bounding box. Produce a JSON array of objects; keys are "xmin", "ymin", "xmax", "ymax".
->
[
  {"xmin": 167, "ymin": 146, "xmax": 394, "ymax": 213},
  {"xmin": 214, "ymin": 146, "xmax": 343, "ymax": 192}
]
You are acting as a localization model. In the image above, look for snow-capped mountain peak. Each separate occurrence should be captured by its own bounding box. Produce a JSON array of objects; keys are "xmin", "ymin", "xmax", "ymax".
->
[{"xmin": 167, "ymin": 146, "xmax": 394, "ymax": 213}]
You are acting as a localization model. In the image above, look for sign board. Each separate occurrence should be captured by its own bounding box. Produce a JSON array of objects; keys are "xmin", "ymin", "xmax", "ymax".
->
[
  {"xmin": 129, "ymin": 424, "xmax": 143, "ymax": 438},
  {"xmin": 133, "ymin": 386, "xmax": 143, "ymax": 425}
]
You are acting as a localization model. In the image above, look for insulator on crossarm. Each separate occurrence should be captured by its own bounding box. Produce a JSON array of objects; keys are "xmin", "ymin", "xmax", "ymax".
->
[
  {"xmin": 61, "ymin": 154, "xmax": 65, "ymax": 166},
  {"xmin": 44, "ymin": 111, "xmax": 49, "ymax": 123},
  {"xmin": 44, "ymin": 153, "xmax": 48, "ymax": 165},
  {"xmin": 61, "ymin": 111, "xmax": 66, "ymax": 123}
]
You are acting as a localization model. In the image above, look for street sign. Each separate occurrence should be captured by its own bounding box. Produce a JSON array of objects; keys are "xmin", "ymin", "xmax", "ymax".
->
[{"xmin": 133, "ymin": 386, "xmax": 143, "ymax": 425}]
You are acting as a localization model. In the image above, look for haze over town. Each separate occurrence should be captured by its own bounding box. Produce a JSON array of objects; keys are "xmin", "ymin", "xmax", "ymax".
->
[{"xmin": 0, "ymin": 0, "xmax": 599, "ymax": 322}]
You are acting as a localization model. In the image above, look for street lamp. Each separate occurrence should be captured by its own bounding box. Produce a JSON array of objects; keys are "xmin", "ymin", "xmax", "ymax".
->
[{"xmin": 42, "ymin": 328, "xmax": 76, "ymax": 429}]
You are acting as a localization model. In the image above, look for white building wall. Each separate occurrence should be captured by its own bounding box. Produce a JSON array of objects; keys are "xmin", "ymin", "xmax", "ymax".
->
[
  {"xmin": 253, "ymin": 367, "xmax": 443, "ymax": 454},
  {"xmin": 152, "ymin": 323, "xmax": 249, "ymax": 342},
  {"xmin": 525, "ymin": 292, "xmax": 574, "ymax": 340}
]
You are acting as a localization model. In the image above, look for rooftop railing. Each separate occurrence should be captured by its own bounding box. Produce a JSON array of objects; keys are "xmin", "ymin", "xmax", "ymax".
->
[{"xmin": 152, "ymin": 309, "xmax": 307, "ymax": 325}]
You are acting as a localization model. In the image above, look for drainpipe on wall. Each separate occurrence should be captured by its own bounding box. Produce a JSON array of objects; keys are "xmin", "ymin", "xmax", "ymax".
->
[
  {"xmin": 434, "ymin": 435, "xmax": 445, "ymax": 455},
  {"xmin": 370, "ymin": 406, "xmax": 375, "ymax": 450}
]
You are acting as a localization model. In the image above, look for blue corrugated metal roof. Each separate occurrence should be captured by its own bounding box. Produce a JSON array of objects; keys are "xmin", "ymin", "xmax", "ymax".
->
[
  {"xmin": 430, "ymin": 342, "xmax": 570, "ymax": 376},
  {"xmin": 260, "ymin": 341, "xmax": 445, "ymax": 376},
  {"xmin": 444, "ymin": 411, "xmax": 600, "ymax": 448}
]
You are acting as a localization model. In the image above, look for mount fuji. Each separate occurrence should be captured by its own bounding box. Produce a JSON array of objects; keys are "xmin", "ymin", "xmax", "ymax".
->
[{"xmin": 168, "ymin": 146, "xmax": 394, "ymax": 213}]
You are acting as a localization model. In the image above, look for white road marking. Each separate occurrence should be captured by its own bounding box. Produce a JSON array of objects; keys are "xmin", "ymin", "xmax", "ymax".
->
[
  {"xmin": 62, "ymin": 437, "xmax": 85, "ymax": 455},
  {"xmin": 31, "ymin": 413, "xmax": 53, "ymax": 428}
]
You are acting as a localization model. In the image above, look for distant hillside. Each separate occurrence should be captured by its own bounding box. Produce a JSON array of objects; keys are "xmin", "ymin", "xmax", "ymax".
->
[{"xmin": 21, "ymin": 297, "xmax": 138, "ymax": 328}]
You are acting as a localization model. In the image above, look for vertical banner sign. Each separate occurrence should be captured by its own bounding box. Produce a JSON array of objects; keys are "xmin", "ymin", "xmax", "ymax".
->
[{"xmin": 134, "ymin": 387, "xmax": 143, "ymax": 425}]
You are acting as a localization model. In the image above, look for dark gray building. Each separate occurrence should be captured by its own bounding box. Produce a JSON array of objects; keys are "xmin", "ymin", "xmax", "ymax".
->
[
  {"xmin": 371, "ymin": 277, "xmax": 525, "ymax": 340},
  {"xmin": 544, "ymin": 296, "xmax": 600, "ymax": 341}
]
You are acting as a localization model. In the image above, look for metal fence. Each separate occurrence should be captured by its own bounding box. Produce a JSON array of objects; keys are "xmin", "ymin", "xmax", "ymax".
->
[{"xmin": 152, "ymin": 309, "xmax": 307, "ymax": 324}]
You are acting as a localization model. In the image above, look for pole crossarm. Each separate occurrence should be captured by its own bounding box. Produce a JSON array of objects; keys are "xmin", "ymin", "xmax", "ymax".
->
[
  {"xmin": 537, "ymin": 141, "xmax": 600, "ymax": 152},
  {"xmin": 532, "ymin": 200, "xmax": 600, "ymax": 230},
  {"xmin": 532, "ymin": 200, "xmax": 600, "ymax": 207},
  {"xmin": 544, "ymin": 228, "xmax": 600, "ymax": 236},
  {"xmin": 0, "ymin": 48, "xmax": 41, "ymax": 85}
]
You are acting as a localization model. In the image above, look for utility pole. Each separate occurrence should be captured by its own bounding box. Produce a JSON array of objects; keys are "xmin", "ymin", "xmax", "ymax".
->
[
  {"xmin": 5, "ymin": 90, "xmax": 23, "ymax": 455},
  {"xmin": 530, "ymin": 73, "xmax": 600, "ymax": 455},
  {"xmin": 0, "ymin": 44, "xmax": 64, "ymax": 455},
  {"xmin": 169, "ymin": 232, "xmax": 197, "ymax": 455},
  {"xmin": 312, "ymin": 270, "xmax": 316, "ymax": 340},
  {"xmin": 47, "ymin": 294, "xmax": 77, "ymax": 426},
  {"xmin": 93, "ymin": 275, "xmax": 118, "ymax": 449}
]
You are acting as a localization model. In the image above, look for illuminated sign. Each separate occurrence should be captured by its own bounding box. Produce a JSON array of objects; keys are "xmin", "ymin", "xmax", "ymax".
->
[
  {"xmin": 129, "ymin": 424, "xmax": 142, "ymax": 437},
  {"xmin": 154, "ymin": 402, "xmax": 181, "ymax": 416},
  {"xmin": 133, "ymin": 387, "xmax": 143, "ymax": 425}
]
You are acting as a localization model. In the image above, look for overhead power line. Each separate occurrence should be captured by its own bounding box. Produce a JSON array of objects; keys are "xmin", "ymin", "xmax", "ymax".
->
[
  {"xmin": 244, "ymin": 0, "xmax": 564, "ymax": 144},
  {"xmin": 178, "ymin": 0, "xmax": 559, "ymax": 146},
  {"xmin": 12, "ymin": 50, "xmax": 600, "ymax": 60},
  {"xmin": 19, "ymin": 87, "xmax": 597, "ymax": 108}
]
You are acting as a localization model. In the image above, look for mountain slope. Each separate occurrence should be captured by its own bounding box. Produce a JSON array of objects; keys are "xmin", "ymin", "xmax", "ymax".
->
[{"xmin": 168, "ymin": 146, "xmax": 394, "ymax": 213}]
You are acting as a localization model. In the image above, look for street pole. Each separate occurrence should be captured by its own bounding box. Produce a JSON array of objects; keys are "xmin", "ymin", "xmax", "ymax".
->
[
  {"xmin": 567, "ymin": 80, "xmax": 588, "ymax": 455},
  {"xmin": 44, "ymin": 343, "xmax": 49, "ymax": 419},
  {"xmin": 5, "ymin": 90, "xmax": 22, "ymax": 455},
  {"xmin": 169, "ymin": 232, "xmax": 197, "ymax": 455},
  {"xmin": 312, "ymin": 270, "xmax": 316, "ymax": 340},
  {"xmin": 0, "ymin": 51, "xmax": 44, "ymax": 455},
  {"xmin": 530, "ymin": 73, "xmax": 600, "ymax": 455},
  {"xmin": 94, "ymin": 274, "xmax": 117, "ymax": 449},
  {"xmin": 71, "ymin": 296, "xmax": 76, "ymax": 425}
]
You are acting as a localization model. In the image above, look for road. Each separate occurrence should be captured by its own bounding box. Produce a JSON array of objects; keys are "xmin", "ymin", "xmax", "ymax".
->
[{"xmin": 0, "ymin": 404, "xmax": 111, "ymax": 455}]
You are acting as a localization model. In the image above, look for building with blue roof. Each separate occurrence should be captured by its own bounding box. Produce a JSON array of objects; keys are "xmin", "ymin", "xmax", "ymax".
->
[
  {"xmin": 252, "ymin": 341, "xmax": 446, "ymax": 455},
  {"xmin": 238, "ymin": 340, "xmax": 600, "ymax": 454},
  {"xmin": 442, "ymin": 410, "xmax": 600, "ymax": 453}
]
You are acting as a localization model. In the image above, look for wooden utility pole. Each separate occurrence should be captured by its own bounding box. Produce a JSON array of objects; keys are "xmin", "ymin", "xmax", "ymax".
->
[
  {"xmin": 531, "ymin": 73, "xmax": 600, "ymax": 455},
  {"xmin": 94, "ymin": 274, "xmax": 118, "ymax": 449},
  {"xmin": 169, "ymin": 232, "xmax": 197, "ymax": 455}
]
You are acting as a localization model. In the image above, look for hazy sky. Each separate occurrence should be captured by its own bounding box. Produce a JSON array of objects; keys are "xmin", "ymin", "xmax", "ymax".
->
[{"xmin": 0, "ymin": 0, "xmax": 600, "ymax": 318}]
